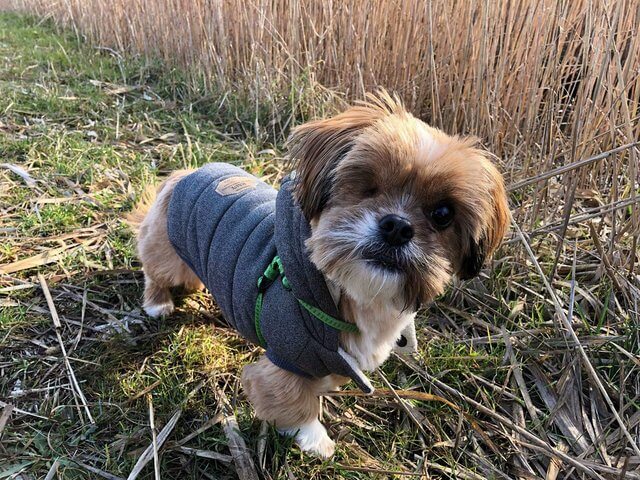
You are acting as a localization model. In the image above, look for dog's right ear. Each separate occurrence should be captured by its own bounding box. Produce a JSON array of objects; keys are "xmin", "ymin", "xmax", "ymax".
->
[
  {"xmin": 287, "ymin": 108, "xmax": 380, "ymax": 219},
  {"xmin": 287, "ymin": 94, "xmax": 399, "ymax": 220}
]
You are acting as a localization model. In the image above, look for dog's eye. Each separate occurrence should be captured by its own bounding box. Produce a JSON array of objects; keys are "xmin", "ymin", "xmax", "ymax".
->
[
  {"xmin": 363, "ymin": 187, "xmax": 378, "ymax": 198},
  {"xmin": 430, "ymin": 203, "xmax": 454, "ymax": 229}
]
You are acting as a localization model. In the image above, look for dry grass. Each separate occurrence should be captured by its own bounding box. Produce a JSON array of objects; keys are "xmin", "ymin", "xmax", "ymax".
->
[
  {"xmin": 0, "ymin": 2, "xmax": 639, "ymax": 480},
  {"xmin": 7, "ymin": 1, "xmax": 640, "ymax": 155}
]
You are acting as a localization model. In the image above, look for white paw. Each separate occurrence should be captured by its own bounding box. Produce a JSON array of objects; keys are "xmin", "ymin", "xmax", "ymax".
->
[
  {"xmin": 279, "ymin": 419, "xmax": 335, "ymax": 458},
  {"xmin": 143, "ymin": 301, "xmax": 174, "ymax": 318}
]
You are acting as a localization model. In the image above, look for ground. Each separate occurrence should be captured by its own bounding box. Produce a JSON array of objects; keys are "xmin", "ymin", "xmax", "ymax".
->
[{"xmin": 0, "ymin": 13, "xmax": 638, "ymax": 480}]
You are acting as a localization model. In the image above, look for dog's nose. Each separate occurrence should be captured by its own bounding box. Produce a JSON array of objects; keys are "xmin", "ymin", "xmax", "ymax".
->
[{"xmin": 378, "ymin": 214, "xmax": 414, "ymax": 246}]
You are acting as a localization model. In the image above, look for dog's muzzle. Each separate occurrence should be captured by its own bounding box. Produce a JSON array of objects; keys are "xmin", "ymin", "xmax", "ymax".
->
[{"xmin": 361, "ymin": 244, "xmax": 409, "ymax": 272}]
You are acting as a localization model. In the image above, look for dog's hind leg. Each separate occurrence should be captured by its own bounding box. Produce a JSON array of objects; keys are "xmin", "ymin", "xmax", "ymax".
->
[
  {"xmin": 143, "ymin": 273, "xmax": 175, "ymax": 318},
  {"xmin": 142, "ymin": 259, "xmax": 202, "ymax": 318},
  {"xmin": 129, "ymin": 169, "xmax": 202, "ymax": 318},
  {"xmin": 142, "ymin": 259, "xmax": 204, "ymax": 318}
]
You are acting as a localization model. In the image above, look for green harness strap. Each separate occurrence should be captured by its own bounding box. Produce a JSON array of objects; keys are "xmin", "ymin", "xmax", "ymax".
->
[{"xmin": 254, "ymin": 255, "xmax": 359, "ymax": 348}]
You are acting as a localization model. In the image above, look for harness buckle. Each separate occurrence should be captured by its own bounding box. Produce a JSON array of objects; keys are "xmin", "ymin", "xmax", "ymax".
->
[{"xmin": 257, "ymin": 256, "xmax": 282, "ymax": 292}]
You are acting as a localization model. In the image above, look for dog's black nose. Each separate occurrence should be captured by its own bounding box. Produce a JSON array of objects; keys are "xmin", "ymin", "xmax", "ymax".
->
[{"xmin": 378, "ymin": 214, "xmax": 413, "ymax": 246}]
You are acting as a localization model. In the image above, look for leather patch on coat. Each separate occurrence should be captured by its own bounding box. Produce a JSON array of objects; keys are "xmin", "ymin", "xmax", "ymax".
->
[{"xmin": 215, "ymin": 176, "xmax": 257, "ymax": 196}]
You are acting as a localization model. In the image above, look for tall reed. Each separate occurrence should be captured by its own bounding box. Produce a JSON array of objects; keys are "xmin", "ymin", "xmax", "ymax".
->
[{"xmin": 9, "ymin": 0, "xmax": 640, "ymax": 254}]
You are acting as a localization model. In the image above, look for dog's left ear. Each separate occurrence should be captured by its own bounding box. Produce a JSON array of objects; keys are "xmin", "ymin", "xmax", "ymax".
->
[
  {"xmin": 459, "ymin": 157, "xmax": 510, "ymax": 280},
  {"xmin": 287, "ymin": 93, "xmax": 402, "ymax": 220}
]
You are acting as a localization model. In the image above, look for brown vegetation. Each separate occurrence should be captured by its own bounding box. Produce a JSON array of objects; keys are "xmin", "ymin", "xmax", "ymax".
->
[{"xmin": 1, "ymin": 2, "xmax": 639, "ymax": 479}]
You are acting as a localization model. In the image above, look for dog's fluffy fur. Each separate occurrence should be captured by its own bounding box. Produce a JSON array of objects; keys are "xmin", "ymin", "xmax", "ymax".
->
[{"xmin": 127, "ymin": 91, "xmax": 509, "ymax": 458}]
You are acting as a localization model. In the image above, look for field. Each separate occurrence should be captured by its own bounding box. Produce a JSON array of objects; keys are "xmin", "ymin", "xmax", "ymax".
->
[{"xmin": 0, "ymin": 2, "xmax": 639, "ymax": 480}]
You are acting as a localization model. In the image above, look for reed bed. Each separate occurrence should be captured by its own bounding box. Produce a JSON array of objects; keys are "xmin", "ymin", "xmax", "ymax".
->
[
  {"xmin": 10, "ymin": 1, "xmax": 639, "ymax": 154},
  {"xmin": 1, "ymin": 2, "xmax": 639, "ymax": 479}
]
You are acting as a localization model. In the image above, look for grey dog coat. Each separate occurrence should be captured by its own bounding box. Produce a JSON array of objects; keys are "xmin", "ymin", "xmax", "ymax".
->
[{"xmin": 166, "ymin": 163, "xmax": 373, "ymax": 393}]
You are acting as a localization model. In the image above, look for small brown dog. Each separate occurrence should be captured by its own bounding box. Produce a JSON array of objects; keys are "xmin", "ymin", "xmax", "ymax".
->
[{"xmin": 128, "ymin": 92, "xmax": 509, "ymax": 457}]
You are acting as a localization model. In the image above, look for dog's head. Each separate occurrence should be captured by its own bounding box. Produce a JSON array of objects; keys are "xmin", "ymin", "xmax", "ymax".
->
[{"xmin": 288, "ymin": 91, "xmax": 510, "ymax": 309}]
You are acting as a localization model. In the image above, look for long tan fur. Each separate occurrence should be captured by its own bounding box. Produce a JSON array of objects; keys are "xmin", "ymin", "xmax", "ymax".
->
[
  {"xmin": 128, "ymin": 170, "xmax": 203, "ymax": 316},
  {"xmin": 127, "ymin": 91, "xmax": 510, "ymax": 459}
]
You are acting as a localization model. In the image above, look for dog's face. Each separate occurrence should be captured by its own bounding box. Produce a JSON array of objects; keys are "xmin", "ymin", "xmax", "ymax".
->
[{"xmin": 289, "ymin": 92, "xmax": 509, "ymax": 309}]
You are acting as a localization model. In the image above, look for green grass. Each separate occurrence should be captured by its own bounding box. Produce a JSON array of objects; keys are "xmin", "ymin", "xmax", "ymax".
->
[{"xmin": 1, "ymin": 11, "xmax": 638, "ymax": 480}]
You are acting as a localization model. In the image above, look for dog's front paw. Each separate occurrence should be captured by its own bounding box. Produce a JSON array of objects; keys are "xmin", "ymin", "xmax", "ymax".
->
[
  {"xmin": 299, "ymin": 431, "xmax": 335, "ymax": 459},
  {"xmin": 279, "ymin": 419, "xmax": 335, "ymax": 458}
]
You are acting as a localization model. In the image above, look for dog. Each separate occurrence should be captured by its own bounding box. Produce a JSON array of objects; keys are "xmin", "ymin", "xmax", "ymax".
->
[{"xmin": 127, "ymin": 91, "xmax": 509, "ymax": 458}]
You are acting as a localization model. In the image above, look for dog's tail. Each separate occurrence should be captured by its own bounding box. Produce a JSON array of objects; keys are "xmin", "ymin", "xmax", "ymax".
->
[
  {"xmin": 125, "ymin": 184, "xmax": 157, "ymax": 234},
  {"xmin": 125, "ymin": 170, "xmax": 193, "ymax": 234}
]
